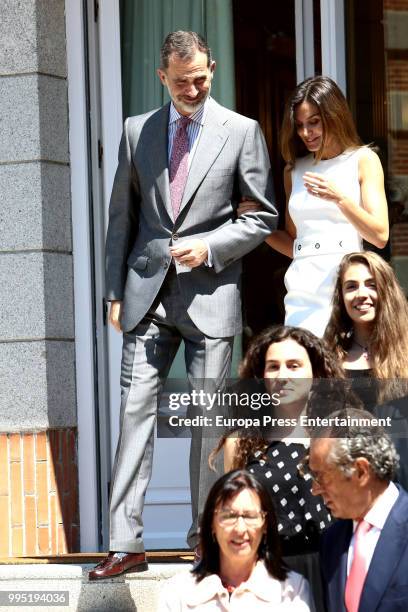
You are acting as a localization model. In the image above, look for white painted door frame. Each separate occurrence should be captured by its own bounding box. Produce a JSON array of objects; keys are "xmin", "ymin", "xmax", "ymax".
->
[
  {"xmin": 295, "ymin": 0, "xmax": 346, "ymax": 92},
  {"xmin": 320, "ymin": 0, "xmax": 347, "ymax": 93},
  {"xmin": 65, "ymin": 0, "xmax": 99, "ymax": 552},
  {"xmin": 295, "ymin": 0, "xmax": 316, "ymax": 83},
  {"xmin": 69, "ymin": 0, "xmax": 348, "ymax": 551}
]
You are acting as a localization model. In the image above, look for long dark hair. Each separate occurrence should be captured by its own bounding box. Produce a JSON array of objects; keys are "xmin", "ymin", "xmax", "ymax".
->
[
  {"xmin": 324, "ymin": 252, "xmax": 408, "ymax": 402},
  {"xmin": 192, "ymin": 470, "xmax": 287, "ymax": 582},
  {"xmin": 280, "ymin": 76, "xmax": 362, "ymax": 166}
]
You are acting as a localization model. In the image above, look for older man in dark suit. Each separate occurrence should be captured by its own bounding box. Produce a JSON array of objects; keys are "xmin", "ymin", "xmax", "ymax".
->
[
  {"xmin": 89, "ymin": 31, "xmax": 277, "ymax": 580},
  {"xmin": 306, "ymin": 410, "xmax": 408, "ymax": 612}
]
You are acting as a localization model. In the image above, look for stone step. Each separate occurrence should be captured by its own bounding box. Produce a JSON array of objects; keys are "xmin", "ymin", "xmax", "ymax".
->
[{"xmin": 0, "ymin": 562, "xmax": 189, "ymax": 611}]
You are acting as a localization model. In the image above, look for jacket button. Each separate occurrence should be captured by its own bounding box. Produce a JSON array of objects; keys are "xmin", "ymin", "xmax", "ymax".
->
[
  {"xmin": 164, "ymin": 261, "xmax": 169, "ymax": 269},
  {"xmin": 297, "ymin": 244, "xmax": 302, "ymax": 251},
  {"xmin": 315, "ymin": 243, "xmax": 320, "ymax": 249},
  {"xmin": 172, "ymin": 234, "xmax": 179, "ymax": 241}
]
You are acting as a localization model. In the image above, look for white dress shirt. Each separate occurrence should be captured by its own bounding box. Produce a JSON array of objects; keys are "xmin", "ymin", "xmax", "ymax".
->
[
  {"xmin": 347, "ymin": 481, "xmax": 399, "ymax": 575},
  {"xmin": 168, "ymin": 100, "xmax": 208, "ymax": 168}
]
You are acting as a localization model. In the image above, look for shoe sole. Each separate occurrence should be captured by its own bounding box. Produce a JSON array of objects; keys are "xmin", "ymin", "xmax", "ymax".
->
[{"xmin": 88, "ymin": 562, "xmax": 149, "ymax": 581}]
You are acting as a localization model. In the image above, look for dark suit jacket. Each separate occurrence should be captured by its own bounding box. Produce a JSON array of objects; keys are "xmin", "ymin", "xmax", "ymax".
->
[{"xmin": 321, "ymin": 485, "xmax": 408, "ymax": 611}]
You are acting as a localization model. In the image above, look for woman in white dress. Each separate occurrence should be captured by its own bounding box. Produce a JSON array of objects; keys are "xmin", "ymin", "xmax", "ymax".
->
[{"xmin": 239, "ymin": 76, "xmax": 388, "ymax": 337}]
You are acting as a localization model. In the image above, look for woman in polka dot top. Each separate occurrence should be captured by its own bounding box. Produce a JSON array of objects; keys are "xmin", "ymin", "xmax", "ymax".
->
[{"xmin": 210, "ymin": 325, "xmax": 346, "ymax": 612}]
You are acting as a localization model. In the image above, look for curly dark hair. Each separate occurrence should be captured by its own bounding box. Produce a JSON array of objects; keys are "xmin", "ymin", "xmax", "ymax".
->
[
  {"xmin": 239, "ymin": 325, "xmax": 344, "ymax": 380},
  {"xmin": 210, "ymin": 325, "xmax": 347, "ymax": 470},
  {"xmin": 192, "ymin": 470, "xmax": 287, "ymax": 582}
]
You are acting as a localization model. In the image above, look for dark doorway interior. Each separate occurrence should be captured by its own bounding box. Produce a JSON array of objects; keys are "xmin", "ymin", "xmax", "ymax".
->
[{"xmin": 233, "ymin": 0, "xmax": 297, "ymax": 347}]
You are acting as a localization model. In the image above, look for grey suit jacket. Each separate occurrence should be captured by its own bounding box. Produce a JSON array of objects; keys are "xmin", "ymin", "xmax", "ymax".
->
[{"xmin": 105, "ymin": 97, "xmax": 278, "ymax": 337}]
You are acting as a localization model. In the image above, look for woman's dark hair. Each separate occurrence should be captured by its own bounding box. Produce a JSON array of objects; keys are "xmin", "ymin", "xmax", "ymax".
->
[
  {"xmin": 209, "ymin": 325, "xmax": 346, "ymax": 470},
  {"xmin": 325, "ymin": 251, "xmax": 408, "ymax": 380},
  {"xmin": 192, "ymin": 470, "xmax": 287, "ymax": 581},
  {"xmin": 240, "ymin": 325, "xmax": 344, "ymax": 380},
  {"xmin": 280, "ymin": 75, "xmax": 362, "ymax": 166}
]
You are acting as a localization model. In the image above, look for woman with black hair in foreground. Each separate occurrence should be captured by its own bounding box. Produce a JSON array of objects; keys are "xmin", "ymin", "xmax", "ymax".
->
[{"xmin": 159, "ymin": 469, "xmax": 312, "ymax": 610}]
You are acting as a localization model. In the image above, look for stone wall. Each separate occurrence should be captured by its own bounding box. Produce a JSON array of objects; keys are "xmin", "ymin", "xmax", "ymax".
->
[{"xmin": 0, "ymin": 0, "xmax": 78, "ymax": 555}]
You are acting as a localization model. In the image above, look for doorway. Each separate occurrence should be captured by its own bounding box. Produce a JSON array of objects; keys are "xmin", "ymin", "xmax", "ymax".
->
[
  {"xmin": 233, "ymin": 0, "xmax": 298, "ymax": 343},
  {"xmin": 85, "ymin": 0, "xmax": 323, "ymax": 550}
]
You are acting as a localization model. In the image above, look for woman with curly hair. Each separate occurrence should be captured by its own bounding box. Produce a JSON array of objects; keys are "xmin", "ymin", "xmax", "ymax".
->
[{"xmin": 211, "ymin": 325, "xmax": 345, "ymax": 611}]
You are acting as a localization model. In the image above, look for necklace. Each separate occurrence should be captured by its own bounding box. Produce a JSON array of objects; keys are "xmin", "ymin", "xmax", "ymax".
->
[{"xmin": 353, "ymin": 339, "xmax": 370, "ymax": 360}]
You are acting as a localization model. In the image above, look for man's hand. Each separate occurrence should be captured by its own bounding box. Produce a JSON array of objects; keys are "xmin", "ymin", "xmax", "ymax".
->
[
  {"xmin": 109, "ymin": 300, "xmax": 122, "ymax": 332},
  {"xmin": 170, "ymin": 239, "xmax": 208, "ymax": 268},
  {"xmin": 237, "ymin": 199, "xmax": 262, "ymax": 216}
]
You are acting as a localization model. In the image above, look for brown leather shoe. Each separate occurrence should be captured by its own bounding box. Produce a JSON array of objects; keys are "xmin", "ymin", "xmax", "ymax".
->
[{"xmin": 88, "ymin": 552, "xmax": 148, "ymax": 580}]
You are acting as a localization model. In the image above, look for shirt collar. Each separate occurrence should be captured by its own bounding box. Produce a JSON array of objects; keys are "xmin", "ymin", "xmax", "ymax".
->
[
  {"xmin": 185, "ymin": 561, "xmax": 289, "ymax": 605},
  {"xmin": 354, "ymin": 481, "xmax": 399, "ymax": 531},
  {"xmin": 169, "ymin": 99, "xmax": 208, "ymax": 126}
]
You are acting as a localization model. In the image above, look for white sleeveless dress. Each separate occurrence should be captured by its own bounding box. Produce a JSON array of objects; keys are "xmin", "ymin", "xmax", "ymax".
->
[{"xmin": 284, "ymin": 148, "xmax": 364, "ymax": 337}]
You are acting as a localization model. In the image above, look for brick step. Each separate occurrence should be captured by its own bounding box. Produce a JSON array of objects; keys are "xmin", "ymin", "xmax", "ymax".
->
[{"xmin": 0, "ymin": 561, "xmax": 190, "ymax": 611}]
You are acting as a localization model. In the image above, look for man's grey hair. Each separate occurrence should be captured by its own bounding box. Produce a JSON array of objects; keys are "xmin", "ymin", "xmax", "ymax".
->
[
  {"xmin": 160, "ymin": 31, "xmax": 212, "ymax": 69},
  {"xmin": 325, "ymin": 409, "xmax": 399, "ymax": 481}
]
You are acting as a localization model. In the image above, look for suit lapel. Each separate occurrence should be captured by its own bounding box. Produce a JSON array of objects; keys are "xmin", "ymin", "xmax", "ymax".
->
[
  {"xmin": 178, "ymin": 99, "xmax": 229, "ymax": 216},
  {"xmin": 359, "ymin": 488, "xmax": 408, "ymax": 611},
  {"xmin": 329, "ymin": 522, "xmax": 351, "ymax": 612},
  {"xmin": 142, "ymin": 103, "xmax": 174, "ymax": 221}
]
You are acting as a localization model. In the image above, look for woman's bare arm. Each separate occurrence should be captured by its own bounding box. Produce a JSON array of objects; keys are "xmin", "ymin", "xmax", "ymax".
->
[{"xmin": 303, "ymin": 148, "xmax": 389, "ymax": 248}]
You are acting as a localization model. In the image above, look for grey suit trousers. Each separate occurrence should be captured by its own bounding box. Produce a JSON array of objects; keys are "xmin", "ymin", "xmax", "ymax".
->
[{"xmin": 109, "ymin": 267, "xmax": 233, "ymax": 553}]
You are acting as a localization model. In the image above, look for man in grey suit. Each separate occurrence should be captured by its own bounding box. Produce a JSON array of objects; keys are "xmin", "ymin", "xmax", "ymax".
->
[{"xmin": 89, "ymin": 31, "xmax": 278, "ymax": 579}]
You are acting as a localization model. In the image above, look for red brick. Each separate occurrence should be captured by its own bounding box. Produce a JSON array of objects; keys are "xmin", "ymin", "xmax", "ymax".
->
[
  {"xmin": 36, "ymin": 462, "xmax": 48, "ymax": 525},
  {"xmin": 62, "ymin": 430, "xmax": 70, "ymax": 494},
  {"xmin": 0, "ymin": 434, "xmax": 9, "ymax": 496},
  {"xmin": 50, "ymin": 494, "xmax": 57, "ymax": 555},
  {"xmin": 10, "ymin": 462, "xmax": 23, "ymax": 526},
  {"xmin": 11, "ymin": 526, "xmax": 23, "ymax": 557},
  {"xmin": 36, "ymin": 432, "xmax": 47, "ymax": 462},
  {"xmin": 24, "ymin": 496, "xmax": 37, "ymax": 555},
  {"xmin": 23, "ymin": 435, "xmax": 35, "ymax": 494},
  {"xmin": 49, "ymin": 457, "xmax": 57, "ymax": 493},
  {"xmin": 384, "ymin": 0, "xmax": 408, "ymax": 10},
  {"xmin": 9, "ymin": 434, "xmax": 21, "ymax": 462},
  {"xmin": 70, "ymin": 524, "xmax": 80, "ymax": 552},
  {"xmin": 71, "ymin": 472, "xmax": 79, "ymax": 525},
  {"xmin": 68, "ymin": 429, "xmax": 77, "ymax": 463},
  {"xmin": 55, "ymin": 457, "xmax": 63, "ymax": 495},
  {"xmin": 0, "ymin": 496, "xmax": 9, "ymax": 556},
  {"xmin": 38, "ymin": 526, "xmax": 49, "ymax": 554},
  {"xmin": 55, "ymin": 430, "xmax": 62, "ymax": 463},
  {"xmin": 57, "ymin": 523, "xmax": 67, "ymax": 554}
]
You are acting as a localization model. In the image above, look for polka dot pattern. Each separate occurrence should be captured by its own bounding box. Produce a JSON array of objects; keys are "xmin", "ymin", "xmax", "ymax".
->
[{"xmin": 247, "ymin": 441, "xmax": 331, "ymax": 539}]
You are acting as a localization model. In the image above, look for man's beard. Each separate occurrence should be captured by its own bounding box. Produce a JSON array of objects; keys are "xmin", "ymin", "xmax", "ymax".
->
[{"xmin": 171, "ymin": 85, "xmax": 211, "ymax": 115}]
